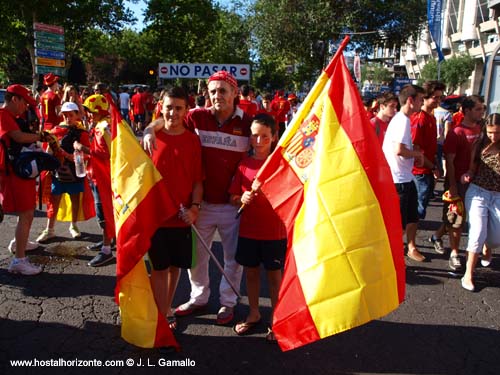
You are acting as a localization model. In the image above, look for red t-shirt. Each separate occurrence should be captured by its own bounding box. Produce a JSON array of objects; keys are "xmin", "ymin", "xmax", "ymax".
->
[
  {"xmin": 229, "ymin": 157, "xmax": 286, "ymax": 240},
  {"xmin": 451, "ymin": 111, "xmax": 464, "ymax": 129},
  {"xmin": 238, "ymin": 99, "xmax": 258, "ymax": 118},
  {"xmin": 443, "ymin": 123, "xmax": 481, "ymax": 182},
  {"xmin": 186, "ymin": 107, "xmax": 251, "ymax": 204},
  {"xmin": 370, "ymin": 116, "xmax": 389, "ymax": 145},
  {"xmin": 151, "ymin": 129, "xmax": 203, "ymax": 227},
  {"xmin": 411, "ymin": 110, "xmax": 438, "ymax": 175},
  {"xmin": 40, "ymin": 90, "xmax": 62, "ymax": 129},
  {"xmin": 270, "ymin": 97, "xmax": 291, "ymax": 123},
  {"xmin": 130, "ymin": 93, "xmax": 146, "ymax": 115},
  {"xmin": 0, "ymin": 108, "xmax": 37, "ymax": 212}
]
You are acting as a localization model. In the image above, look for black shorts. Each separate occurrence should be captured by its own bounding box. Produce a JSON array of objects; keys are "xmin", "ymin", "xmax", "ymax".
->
[
  {"xmin": 235, "ymin": 237, "xmax": 287, "ymax": 271},
  {"xmin": 395, "ymin": 181, "xmax": 419, "ymax": 229},
  {"xmin": 134, "ymin": 114, "xmax": 145, "ymax": 124},
  {"xmin": 148, "ymin": 227, "xmax": 193, "ymax": 271}
]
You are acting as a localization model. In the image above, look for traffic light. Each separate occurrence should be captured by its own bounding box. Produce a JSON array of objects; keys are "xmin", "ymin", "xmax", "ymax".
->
[{"xmin": 148, "ymin": 69, "xmax": 155, "ymax": 76}]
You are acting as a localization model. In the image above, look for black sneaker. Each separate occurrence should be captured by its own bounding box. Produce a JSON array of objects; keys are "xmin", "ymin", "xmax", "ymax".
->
[
  {"xmin": 87, "ymin": 241, "xmax": 103, "ymax": 251},
  {"xmin": 88, "ymin": 252, "xmax": 114, "ymax": 267},
  {"xmin": 87, "ymin": 239, "xmax": 116, "ymax": 251},
  {"xmin": 429, "ymin": 236, "xmax": 445, "ymax": 255}
]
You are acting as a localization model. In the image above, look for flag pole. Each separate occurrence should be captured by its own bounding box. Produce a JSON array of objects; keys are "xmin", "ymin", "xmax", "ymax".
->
[
  {"xmin": 180, "ymin": 206, "xmax": 242, "ymax": 298},
  {"xmin": 190, "ymin": 222, "xmax": 242, "ymax": 299}
]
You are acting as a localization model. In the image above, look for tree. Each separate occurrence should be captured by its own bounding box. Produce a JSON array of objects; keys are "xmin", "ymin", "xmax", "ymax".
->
[
  {"xmin": 418, "ymin": 55, "xmax": 475, "ymax": 94},
  {"xmin": 0, "ymin": 0, "xmax": 135, "ymax": 86},
  {"xmin": 250, "ymin": 0, "xmax": 427, "ymax": 83}
]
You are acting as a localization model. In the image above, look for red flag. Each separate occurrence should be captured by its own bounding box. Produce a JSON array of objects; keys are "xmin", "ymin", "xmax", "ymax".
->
[
  {"xmin": 256, "ymin": 36, "xmax": 405, "ymax": 351},
  {"xmin": 108, "ymin": 94, "xmax": 179, "ymax": 349}
]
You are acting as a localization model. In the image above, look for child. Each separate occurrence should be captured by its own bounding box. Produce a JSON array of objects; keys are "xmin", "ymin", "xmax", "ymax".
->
[
  {"xmin": 36, "ymin": 102, "xmax": 91, "ymax": 242},
  {"xmin": 147, "ymin": 87, "xmax": 203, "ymax": 329},
  {"xmin": 229, "ymin": 113, "xmax": 287, "ymax": 342},
  {"xmin": 75, "ymin": 94, "xmax": 115, "ymax": 267}
]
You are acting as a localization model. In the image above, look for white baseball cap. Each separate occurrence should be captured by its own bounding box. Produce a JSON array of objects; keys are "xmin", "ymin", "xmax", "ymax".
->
[{"xmin": 61, "ymin": 102, "xmax": 79, "ymax": 112}]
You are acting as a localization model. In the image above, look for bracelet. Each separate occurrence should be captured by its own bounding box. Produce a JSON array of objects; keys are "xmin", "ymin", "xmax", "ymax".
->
[{"xmin": 191, "ymin": 203, "xmax": 201, "ymax": 209}]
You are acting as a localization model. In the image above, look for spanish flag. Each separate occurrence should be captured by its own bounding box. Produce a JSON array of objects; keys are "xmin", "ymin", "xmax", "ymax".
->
[
  {"xmin": 108, "ymin": 95, "xmax": 179, "ymax": 350},
  {"xmin": 256, "ymin": 36, "xmax": 405, "ymax": 351}
]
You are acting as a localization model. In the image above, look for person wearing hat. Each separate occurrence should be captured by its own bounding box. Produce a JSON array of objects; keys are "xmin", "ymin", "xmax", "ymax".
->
[
  {"xmin": 0, "ymin": 84, "xmax": 49, "ymax": 275},
  {"xmin": 76, "ymin": 94, "xmax": 116, "ymax": 267},
  {"xmin": 36, "ymin": 101, "xmax": 91, "ymax": 243},
  {"xmin": 40, "ymin": 73, "xmax": 62, "ymax": 130},
  {"xmin": 286, "ymin": 93, "xmax": 300, "ymax": 125},
  {"xmin": 143, "ymin": 70, "xmax": 252, "ymax": 325},
  {"xmin": 270, "ymin": 90, "xmax": 290, "ymax": 138}
]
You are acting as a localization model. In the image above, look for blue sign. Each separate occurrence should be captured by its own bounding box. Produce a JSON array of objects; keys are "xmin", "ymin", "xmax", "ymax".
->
[
  {"xmin": 428, "ymin": 0, "xmax": 445, "ymax": 62},
  {"xmin": 35, "ymin": 49, "xmax": 65, "ymax": 60}
]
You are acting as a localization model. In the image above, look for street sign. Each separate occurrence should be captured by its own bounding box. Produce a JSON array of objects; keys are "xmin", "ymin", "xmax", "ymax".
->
[
  {"xmin": 35, "ymin": 57, "xmax": 65, "ymax": 68},
  {"xmin": 35, "ymin": 65, "xmax": 65, "ymax": 76},
  {"xmin": 34, "ymin": 31, "xmax": 64, "ymax": 43},
  {"xmin": 35, "ymin": 39, "xmax": 65, "ymax": 52},
  {"xmin": 35, "ymin": 49, "xmax": 65, "ymax": 60},
  {"xmin": 33, "ymin": 22, "xmax": 64, "ymax": 35},
  {"xmin": 158, "ymin": 63, "xmax": 251, "ymax": 80}
]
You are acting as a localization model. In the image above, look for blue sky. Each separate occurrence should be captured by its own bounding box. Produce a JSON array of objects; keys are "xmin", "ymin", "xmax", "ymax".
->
[{"xmin": 126, "ymin": 0, "xmax": 233, "ymax": 31}]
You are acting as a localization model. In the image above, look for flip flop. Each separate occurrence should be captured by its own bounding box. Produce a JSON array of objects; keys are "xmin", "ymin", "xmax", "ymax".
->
[
  {"xmin": 233, "ymin": 319, "xmax": 261, "ymax": 336},
  {"xmin": 266, "ymin": 326, "xmax": 277, "ymax": 343}
]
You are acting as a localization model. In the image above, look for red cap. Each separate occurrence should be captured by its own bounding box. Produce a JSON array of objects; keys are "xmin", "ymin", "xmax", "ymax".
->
[
  {"xmin": 43, "ymin": 73, "xmax": 59, "ymax": 86},
  {"xmin": 6, "ymin": 84, "xmax": 37, "ymax": 108},
  {"xmin": 208, "ymin": 71, "xmax": 238, "ymax": 89},
  {"xmin": 287, "ymin": 93, "xmax": 297, "ymax": 101}
]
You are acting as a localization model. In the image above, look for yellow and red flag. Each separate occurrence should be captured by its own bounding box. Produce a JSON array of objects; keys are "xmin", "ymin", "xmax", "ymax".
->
[
  {"xmin": 108, "ymin": 95, "xmax": 179, "ymax": 350},
  {"xmin": 256, "ymin": 36, "xmax": 405, "ymax": 351}
]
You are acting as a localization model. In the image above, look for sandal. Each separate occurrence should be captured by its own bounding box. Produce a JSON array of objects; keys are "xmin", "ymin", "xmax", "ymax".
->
[
  {"xmin": 266, "ymin": 325, "xmax": 277, "ymax": 343},
  {"xmin": 233, "ymin": 319, "xmax": 261, "ymax": 336},
  {"xmin": 167, "ymin": 315, "xmax": 177, "ymax": 331}
]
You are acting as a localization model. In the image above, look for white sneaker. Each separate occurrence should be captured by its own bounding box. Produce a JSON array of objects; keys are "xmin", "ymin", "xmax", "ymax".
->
[
  {"xmin": 8, "ymin": 258, "xmax": 42, "ymax": 275},
  {"xmin": 69, "ymin": 224, "xmax": 81, "ymax": 238},
  {"xmin": 8, "ymin": 239, "xmax": 39, "ymax": 255},
  {"xmin": 36, "ymin": 229, "xmax": 55, "ymax": 243}
]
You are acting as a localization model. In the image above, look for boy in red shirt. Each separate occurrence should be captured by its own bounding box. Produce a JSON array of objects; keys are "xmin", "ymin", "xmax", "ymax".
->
[
  {"xmin": 40, "ymin": 73, "xmax": 62, "ymax": 130},
  {"xmin": 370, "ymin": 92, "xmax": 399, "ymax": 145},
  {"xmin": 229, "ymin": 113, "xmax": 286, "ymax": 342},
  {"xmin": 411, "ymin": 81, "xmax": 445, "ymax": 221},
  {"xmin": 147, "ymin": 87, "xmax": 204, "ymax": 329}
]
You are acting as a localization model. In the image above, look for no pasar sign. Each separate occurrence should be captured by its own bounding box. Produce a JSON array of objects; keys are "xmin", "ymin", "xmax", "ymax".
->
[{"xmin": 158, "ymin": 63, "xmax": 250, "ymax": 80}]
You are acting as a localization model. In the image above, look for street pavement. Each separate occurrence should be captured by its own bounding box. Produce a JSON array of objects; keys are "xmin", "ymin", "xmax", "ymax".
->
[{"xmin": 0, "ymin": 181, "xmax": 499, "ymax": 375}]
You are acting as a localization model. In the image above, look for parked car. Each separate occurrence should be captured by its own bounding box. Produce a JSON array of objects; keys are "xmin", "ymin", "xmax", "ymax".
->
[{"xmin": 0, "ymin": 89, "xmax": 5, "ymax": 107}]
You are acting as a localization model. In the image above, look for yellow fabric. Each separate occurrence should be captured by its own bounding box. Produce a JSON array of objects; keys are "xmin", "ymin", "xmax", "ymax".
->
[
  {"xmin": 292, "ymin": 82, "xmax": 400, "ymax": 338},
  {"xmin": 110, "ymin": 120, "xmax": 163, "ymax": 229},
  {"xmin": 56, "ymin": 192, "xmax": 86, "ymax": 222},
  {"xmin": 118, "ymin": 261, "xmax": 157, "ymax": 348}
]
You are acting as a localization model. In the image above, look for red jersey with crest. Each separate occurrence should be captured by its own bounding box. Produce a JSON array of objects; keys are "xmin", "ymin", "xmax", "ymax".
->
[{"xmin": 185, "ymin": 107, "xmax": 251, "ymax": 204}]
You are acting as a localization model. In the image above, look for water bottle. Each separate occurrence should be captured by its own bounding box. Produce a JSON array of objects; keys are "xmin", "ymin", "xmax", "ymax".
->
[{"xmin": 74, "ymin": 149, "xmax": 86, "ymax": 178}]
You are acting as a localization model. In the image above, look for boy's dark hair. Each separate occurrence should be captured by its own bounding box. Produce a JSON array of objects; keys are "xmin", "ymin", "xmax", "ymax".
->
[
  {"xmin": 252, "ymin": 113, "xmax": 277, "ymax": 135},
  {"xmin": 195, "ymin": 95, "xmax": 206, "ymax": 107},
  {"xmin": 377, "ymin": 92, "xmax": 398, "ymax": 106},
  {"xmin": 398, "ymin": 84, "xmax": 424, "ymax": 106},
  {"xmin": 163, "ymin": 86, "xmax": 189, "ymax": 106},
  {"xmin": 240, "ymin": 84, "xmax": 250, "ymax": 97},
  {"xmin": 461, "ymin": 95, "xmax": 484, "ymax": 113},
  {"xmin": 262, "ymin": 92, "xmax": 273, "ymax": 101},
  {"xmin": 422, "ymin": 80, "xmax": 446, "ymax": 99}
]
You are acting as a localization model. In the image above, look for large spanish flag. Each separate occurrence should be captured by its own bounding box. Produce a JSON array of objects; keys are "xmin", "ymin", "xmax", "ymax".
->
[
  {"xmin": 108, "ymin": 95, "xmax": 179, "ymax": 350},
  {"xmin": 256, "ymin": 36, "xmax": 405, "ymax": 351}
]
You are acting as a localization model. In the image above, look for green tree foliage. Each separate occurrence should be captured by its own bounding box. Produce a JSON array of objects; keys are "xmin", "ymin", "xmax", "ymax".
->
[
  {"xmin": 250, "ymin": 0, "xmax": 427, "ymax": 85},
  {"xmin": 419, "ymin": 55, "xmax": 476, "ymax": 94},
  {"xmin": 0, "ymin": 0, "xmax": 135, "ymax": 85}
]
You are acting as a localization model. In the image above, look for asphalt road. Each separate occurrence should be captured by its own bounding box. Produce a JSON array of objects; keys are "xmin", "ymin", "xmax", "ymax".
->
[{"xmin": 0, "ymin": 181, "xmax": 499, "ymax": 375}]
